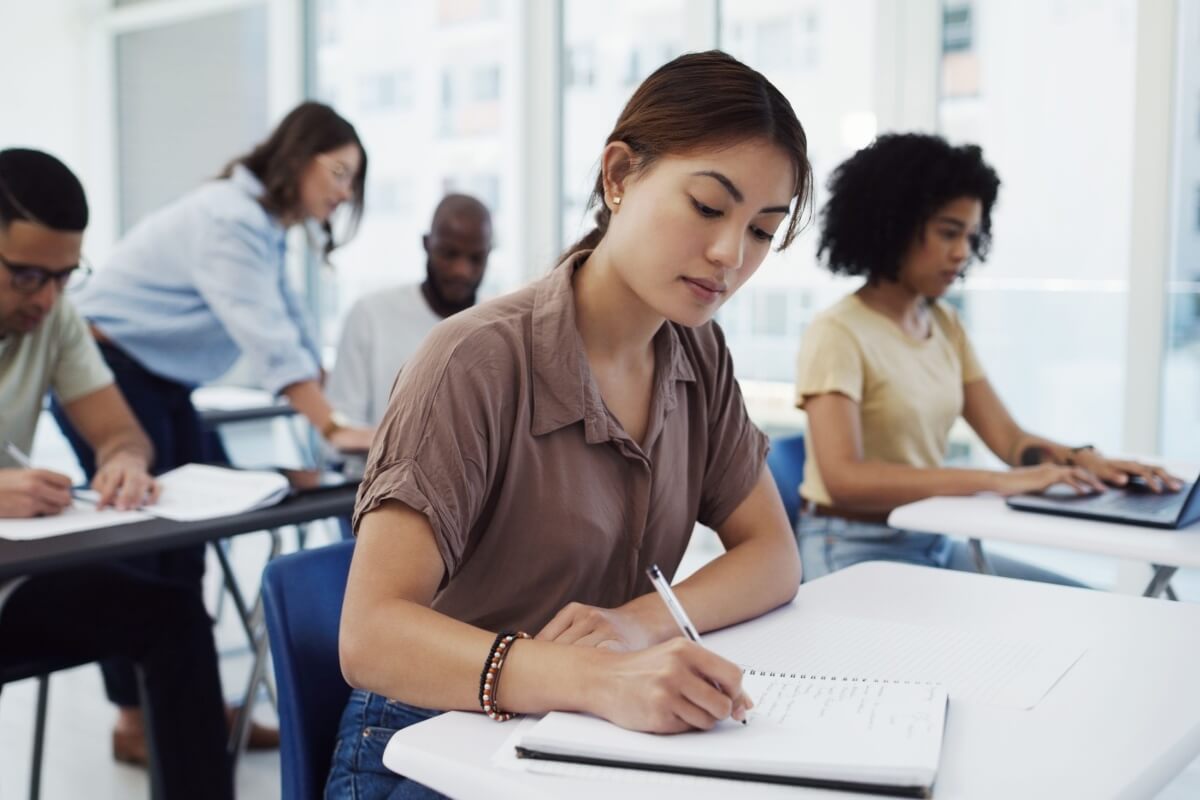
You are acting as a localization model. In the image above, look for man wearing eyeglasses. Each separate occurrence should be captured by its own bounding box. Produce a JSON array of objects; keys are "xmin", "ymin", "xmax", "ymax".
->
[
  {"xmin": 0, "ymin": 148, "xmax": 156, "ymax": 513},
  {"xmin": 0, "ymin": 148, "xmax": 234, "ymax": 799}
]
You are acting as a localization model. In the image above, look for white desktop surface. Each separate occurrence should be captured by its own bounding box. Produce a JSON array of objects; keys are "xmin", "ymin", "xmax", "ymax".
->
[
  {"xmin": 889, "ymin": 495, "xmax": 1200, "ymax": 569},
  {"xmin": 383, "ymin": 562, "xmax": 1200, "ymax": 799}
]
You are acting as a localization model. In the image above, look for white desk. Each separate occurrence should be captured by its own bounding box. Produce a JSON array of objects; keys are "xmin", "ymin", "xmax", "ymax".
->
[
  {"xmin": 889, "ymin": 495, "xmax": 1200, "ymax": 598},
  {"xmin": 383, "ymin": 563, "xmax": 1200, "ymax": 799}
]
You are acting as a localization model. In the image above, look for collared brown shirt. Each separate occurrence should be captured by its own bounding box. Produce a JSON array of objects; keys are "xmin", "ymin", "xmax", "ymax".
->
[{"xmin": 354, "ymin": 254, "xmax": 768, "ymax": 633}]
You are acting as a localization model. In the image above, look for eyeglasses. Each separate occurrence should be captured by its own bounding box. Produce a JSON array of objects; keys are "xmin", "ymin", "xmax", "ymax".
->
[
  {"xmin": 0, "ymin": 251, "xmax": 93, "ymax": 294},
  {"xmin": 315, "ymin": 154, "xmax": 355, "ymax": 190}
]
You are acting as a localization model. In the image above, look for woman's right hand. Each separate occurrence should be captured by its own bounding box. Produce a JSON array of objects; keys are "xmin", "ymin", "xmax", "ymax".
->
[
  {"xmin": 328, "ymin": 425, "xmax": 374, "ymax": 453},
  {"xmin": 992, "ymin": 463, "xmax": 1106, "ymax": 497},
  {"xmin": 586, "ymin": 638, "xmax": 751, "ymax": 733}
]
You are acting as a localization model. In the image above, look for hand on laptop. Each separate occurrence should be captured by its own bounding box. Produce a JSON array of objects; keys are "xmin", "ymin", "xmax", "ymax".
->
[
  {"xmin": 1068, "ymin": 451, "xmax": 1183, "ymax": 493},
  {"xmin": 995, "ymin": 464, "xmax": 1106, "ymax": 497}
]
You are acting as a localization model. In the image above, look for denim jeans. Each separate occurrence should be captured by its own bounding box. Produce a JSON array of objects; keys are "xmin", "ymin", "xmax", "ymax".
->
[
  {"xmin": 325, "ymin": 688, "xmax": 447, "ymax": 800},
  {"xmin": 797, "ymin": 515, "xmax": 1087, "ymax": 588}
]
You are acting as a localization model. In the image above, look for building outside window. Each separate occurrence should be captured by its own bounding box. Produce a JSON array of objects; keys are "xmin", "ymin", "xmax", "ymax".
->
[
  {"xmin": 308, "ymin": 0, "xmax": 522, "ymax": 358},
  {"xmin": 1162, "ymin": 0, "xmax": 1200, "ymax": 460},
  {"xmin": 938, "ymin": 0, "xmax": 1138, "ymax": 458}
]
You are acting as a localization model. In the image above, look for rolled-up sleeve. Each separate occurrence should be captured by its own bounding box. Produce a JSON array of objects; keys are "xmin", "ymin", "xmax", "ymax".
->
[
  {"xmin": 192, "ymin": 213, "xmax": 319, "ymax": 395},
  {"xmin": 51, "ymin": 300, "xmax": 113, "ymax": 403},
  {"xmin": 352, "ymin": 324, "xmax": 514, "ymax": 578},
  {"xmin": 697, "ymin": 326, "xmax": 770, "ymax": 530},
  {"xmin": 794, "ymin": 317, "xmax": 864, "ymax": 407}
]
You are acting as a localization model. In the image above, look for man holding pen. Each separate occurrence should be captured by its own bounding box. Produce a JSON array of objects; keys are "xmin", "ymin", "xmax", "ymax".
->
[{"xmin": 0, "ymin": 148, "xmax": 232, "ymax": 799}]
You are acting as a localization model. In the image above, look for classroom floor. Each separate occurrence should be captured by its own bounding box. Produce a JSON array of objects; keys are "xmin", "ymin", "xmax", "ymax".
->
[{"xmin": 3, "ymin": 415, "xmax": 1199, "ymax": 797}]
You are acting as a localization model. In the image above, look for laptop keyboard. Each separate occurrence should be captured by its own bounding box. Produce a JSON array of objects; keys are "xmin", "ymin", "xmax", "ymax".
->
[{"xmin": 1085, "ymin": 484, "xmax": 1192, "ymax": 516}]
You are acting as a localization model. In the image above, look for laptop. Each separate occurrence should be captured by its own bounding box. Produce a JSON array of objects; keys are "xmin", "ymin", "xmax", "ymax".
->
[{"xmin": 1006, "ymin": 472, "xmax": 1200, "ymax": 529}]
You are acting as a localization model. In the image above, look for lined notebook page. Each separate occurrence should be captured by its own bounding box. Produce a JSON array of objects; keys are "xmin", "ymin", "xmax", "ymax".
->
[
  {"xmin": 718, "ymin": 611, "xmax": 1085, "ymax": 710},
  {"xmin": 516, "ymin": 675, "xmax": 946, "ymax": 790}
]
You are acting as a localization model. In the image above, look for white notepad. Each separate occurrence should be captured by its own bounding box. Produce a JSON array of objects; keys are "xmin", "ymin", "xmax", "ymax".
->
[
  {"xmin": 516, "ymin": 670, "xmax": 948, "ymax": 798},
  {"xmin": 0, "ymin": 464, "xmax": 291, "ymax": 540},
  {"xmin": 146, "ymin": 464, "xmax": 291, "ymax": 521}
]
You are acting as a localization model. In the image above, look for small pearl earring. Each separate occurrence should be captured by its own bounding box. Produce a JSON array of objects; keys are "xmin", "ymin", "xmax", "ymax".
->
[{"xmin": 612, "ymin": 196, "xmax": 622, "ymax": 206}]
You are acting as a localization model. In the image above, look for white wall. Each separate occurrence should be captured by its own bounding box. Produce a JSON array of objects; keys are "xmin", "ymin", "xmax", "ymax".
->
[
  {"xmin": 0, "ymin": 0, "xmax": 116, "ymax": 252},
  {"xmin": 0, "ymin": 0, "xmax": 88, "ymax": 163}
]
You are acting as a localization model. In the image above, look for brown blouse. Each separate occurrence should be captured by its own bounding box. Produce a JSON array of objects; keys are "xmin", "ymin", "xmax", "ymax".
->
[{"xmin": 353, "ymin": 254, "xmax": 768, "ymax": 633}]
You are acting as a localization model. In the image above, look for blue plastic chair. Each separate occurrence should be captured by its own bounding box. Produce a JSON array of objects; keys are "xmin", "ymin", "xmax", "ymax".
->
[
  {"xmin": 766, "ymin": 433, "xmax": 806, "ymax": 530},
  {"xmin": 262, "ymin": 541, "xmax": 355, "ymax": 800}
]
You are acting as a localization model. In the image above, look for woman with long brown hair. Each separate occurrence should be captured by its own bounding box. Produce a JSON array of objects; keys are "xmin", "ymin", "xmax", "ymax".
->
[
  {"xmin": 53, "ymin": 101, "xmax": 373, "ymax": 763},
  {"xmin": 328, "ymin": 51, "xmax": 811, "ymax": 798}
]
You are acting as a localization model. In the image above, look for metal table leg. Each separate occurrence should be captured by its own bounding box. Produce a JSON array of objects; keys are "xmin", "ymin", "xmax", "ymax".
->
[
  {"xmin": 1143, "ymin": 565, "xmax": 1179, "ymax": 599},
  {"xmin": 211, "ymin": 529, "xmax": 284, "ymax": 761},
  {"xmin": 968, "ymin": 538, "xmax": 997, "ymax": 576}
]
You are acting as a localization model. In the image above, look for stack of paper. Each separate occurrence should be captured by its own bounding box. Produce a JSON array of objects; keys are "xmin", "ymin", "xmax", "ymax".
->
[
  {"xmin": 149, "ymin": 464, "xmax": 290, "ymax": 521},
  {"xmin": 0, "ymin": 464, "xmax": 291, "ymax": 541}
]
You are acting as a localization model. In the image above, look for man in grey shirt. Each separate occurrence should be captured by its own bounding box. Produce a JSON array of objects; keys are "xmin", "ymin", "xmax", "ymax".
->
[
  {"xmin": 0, "ymin": 148, "xmax": 232, "ymax": 799},
  {"xmin": 328, "ymin": 194, "xmax": 492, "ymax": 428}
]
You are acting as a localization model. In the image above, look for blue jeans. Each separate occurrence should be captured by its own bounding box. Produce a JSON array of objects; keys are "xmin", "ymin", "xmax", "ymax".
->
[
  {"xmin": 325, "ymin": 689, "xmax": 446, "ymax": 799},
  {"xmin": 797, "ymin": 515, "xmax": 1087, "ymax": 588}
]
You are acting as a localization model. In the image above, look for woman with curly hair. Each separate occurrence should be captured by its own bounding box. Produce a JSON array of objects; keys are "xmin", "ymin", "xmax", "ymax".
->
[{"xmin": 793, "ymin": 132, "xmax": 1179, "ymax": 582}]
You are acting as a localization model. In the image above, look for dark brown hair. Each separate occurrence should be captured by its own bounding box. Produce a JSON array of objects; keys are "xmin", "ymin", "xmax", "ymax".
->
[
  {"xmin": 221, "ymin": 101, "xmax": 367, "ymax": 257},
  {"xmin": 564, "ymin": 50, "xmax": 812, "ymax": 260}
]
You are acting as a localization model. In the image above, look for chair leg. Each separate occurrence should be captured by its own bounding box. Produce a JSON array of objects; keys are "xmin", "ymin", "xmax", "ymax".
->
[{"xmin": 30, "ymin": 674, "xmax": 49, "ymax": 800}]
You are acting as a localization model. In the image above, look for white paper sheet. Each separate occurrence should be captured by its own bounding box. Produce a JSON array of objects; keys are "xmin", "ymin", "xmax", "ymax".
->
[
  {"xmin": 714, "ymin": 610, "xmax": 1085, "ymax": 710},
  {"xmin": 191, "ymin": 385, "xmax": 281, "ymax": 411},
  {"xmin": 0, "ymin": 502, "xmax": 151, "ymax": 541},
  {"xmin": 0, "ymin": 464, "xmax": 290, "ymax": 539},
  {"xmin": 147, "ymin": 464, "xmax": 290, "ymax": 522}
]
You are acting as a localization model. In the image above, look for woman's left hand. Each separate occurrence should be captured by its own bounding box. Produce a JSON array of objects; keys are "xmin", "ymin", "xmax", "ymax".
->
[
  {"xmin": 1072, "ymin": 451, "xmax": 1184, "ymax": 493},
  {"xmin": 92, "ymin": 452, "xmax": 160, "ymax": 510},
  {"xmin": 536, "ymin": 602, "xmax": 660, "ymax": 652}
]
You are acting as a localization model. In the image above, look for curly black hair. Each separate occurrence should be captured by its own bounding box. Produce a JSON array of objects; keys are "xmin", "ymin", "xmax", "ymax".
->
[{"xmin": 817, "ymin": 133, "xmax": 1000, "ymax": 282}]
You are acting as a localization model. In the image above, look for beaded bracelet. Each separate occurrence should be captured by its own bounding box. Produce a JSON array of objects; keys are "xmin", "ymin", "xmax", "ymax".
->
[{"xmin": 479, "ymin": 630, "xmax": 530, "ymax": 721}]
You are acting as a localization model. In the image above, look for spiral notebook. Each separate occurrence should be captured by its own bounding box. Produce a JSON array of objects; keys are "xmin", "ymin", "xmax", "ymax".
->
[{"xmin": 515, "ymin": 668, "xmax": 948, "ymax": 798}]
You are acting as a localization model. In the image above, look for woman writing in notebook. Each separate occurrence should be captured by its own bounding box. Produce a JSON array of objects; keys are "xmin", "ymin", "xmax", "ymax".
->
[
  {"xmin": 331, "ymin": 51, "xmax": 809, "ymax": 797},
  {"xmin": 794, "ymin": 133, "xmax": 1180, "ymax": 582}
]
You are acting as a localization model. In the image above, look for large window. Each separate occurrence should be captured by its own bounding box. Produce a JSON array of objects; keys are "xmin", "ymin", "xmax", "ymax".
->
[
  {"xmin": 309, "ymin": 0, "xmax": 524, "ymax": 356},
  {"xmin": 560, "ymin": 0, "xmax": 701, "ymax": 249},
  {"xmin": 718, "ymin": 0, "xmax": 879, "ymax": 388},
  {"xmin": 1163, "ymin": 0, "xmax": 1200, "ymax": 460},
  {"xmin": 559, "ymin": 0, "xmax": 884, "ymax": 433},
  {"xmin": 938, "ymin": 0, "xmax": 1138, "ymax": 457}
]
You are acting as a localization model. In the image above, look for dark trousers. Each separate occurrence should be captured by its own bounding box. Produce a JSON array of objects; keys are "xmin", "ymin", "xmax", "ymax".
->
[
  {"xmin": 0, "ymin": 566, "xmax": 234, "ymax": 799},
  {"xmin": 51, "ymin": 341, "xmax": 229, "ymax": 707}
]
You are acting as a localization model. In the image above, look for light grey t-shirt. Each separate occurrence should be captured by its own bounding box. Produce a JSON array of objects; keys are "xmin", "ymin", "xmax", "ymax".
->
[
  {"xmin": 0, "ymin": 298, "xmax": 114, "ymax": 616},
  {"xmin": 327, "ymin": 283, "xmax": 443, "ymax": 427},
  {"xmin": 0, "ymin": 298, "xmax": 113, "ymax": 458}
]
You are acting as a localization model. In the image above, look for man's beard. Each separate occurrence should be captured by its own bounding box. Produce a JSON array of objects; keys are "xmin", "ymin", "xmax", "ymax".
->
[{"xmin": 423, "ymin": 259, "xmax": 478, "ymax": 318}]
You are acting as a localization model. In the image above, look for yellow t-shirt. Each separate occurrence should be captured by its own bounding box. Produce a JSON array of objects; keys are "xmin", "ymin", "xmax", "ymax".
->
[{"xmin": 794, "ymin": 294, "xmax": 986, "ymax": 507}]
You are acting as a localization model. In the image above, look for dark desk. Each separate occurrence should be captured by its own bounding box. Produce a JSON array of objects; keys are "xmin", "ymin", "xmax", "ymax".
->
[
  {"xmin": 0, "ymin": 485, "xmax": 357, "ymax": 582},
  {"xmin": 192, "ymin": 387, "xmax": 295, "ymax": 430},
  {"xmin": 197, "ymin": 403, "xmax": 296, "ymax": 428},
  {"xmin": 0, "ymin": 483, "xmax": 357, "ymax": 769}
]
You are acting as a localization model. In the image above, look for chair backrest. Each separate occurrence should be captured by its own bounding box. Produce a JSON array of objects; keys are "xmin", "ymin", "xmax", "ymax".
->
[
  {"xmin": 766, "ymin": 434, "xmax": 806, "ymax": 529},
  {"xmin": 262, "ymin": 540, "xmax": 355, "ymax": 800}
]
